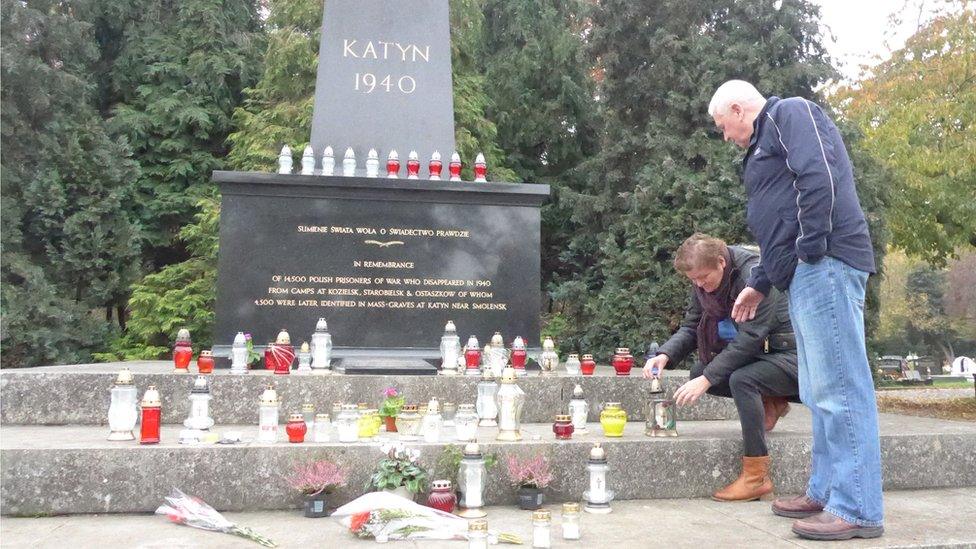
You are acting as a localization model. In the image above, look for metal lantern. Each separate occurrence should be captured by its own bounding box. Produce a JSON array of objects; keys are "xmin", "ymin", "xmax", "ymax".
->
[
  {"xmin": 107, "ymin": 367, "xmax": 138, "ymax": 441},
  {"xmin": 495, "ymin": 367, "xmax": 525, "ymax": 441},
  {"xmin": 139, "ymin": 385, "xmax": 162, "ymax": 444},
  {"xmin": 183, "ymin": 375, "xmax": 214, "ymax": 431},
  {"xmin": 583, "ymin": 443, "xmax": 614, "ymax": 514},
  {"xmin": 321, "ymin": 146, "xmax": 335, "ymax": 176},
  {"xmin": 488, "ymin": 332, "xmax": 508, "ymax": 377},
  {"xmin": 310, "ymin": 318, "xmax": 333, "ymax": 373},
  {"xmin": 422, "ymin": 398, "xmax": 443, "ymax": 443},
  {"xmin": 568, "ymin": 384, "xmax": 589, "ymax": 434},
  {"xmin": 230, "ymin": 331, "xmax": 248, "ymax": 374},
  {"xmin": 453, "ymin": 403, "xmax": 479, "ymax": 441},
  {"xmin": 439, "ymin": 320, "xmax": 461, "ymax": 374},
  {"xmin": 564, "ymin": 353, "xmax": 582, "ymax": 376},
  {"xmin": 301, "ymin": 145, "xmax": 315, "ymax": 175},
  {"xmin": 646, "ymin": 399, "xmax": 678, "ymax": 437},
  {"xmin": 464, "ymin": 335, "xmax": 481, "ymax": 375},
  {"xmin": 257, "ymin": 384, "xmax": 280, "ymax": 443},
  {"xmin": 366, "ymin": 148, "xmax": 379, "ymax": 177},
  {"xmin": 539, "ymin": 336, "xmax": 559, "ymax": 374},
  {"xmin": 173, "ymin": 328, "xmax": 192, "ymax": 372},
  {"xmin": 647, "ymin": 341, "xmax": 664, "ymax": 393},
  {"xmin": 297, "ymin": 342, "xmax": 312, "ymax": 373},
  {"xmin": 476, "ymin": 369, "xmax": 499, "ymax": 427},
  {"xmin": 511, "ymin": 336, "xmax": 528, "ymax": 376},
  {"xmin": 457, "ymin": 442, "xmax": 487, "ymax": 518},
  {"xmin": 342, "ymin": 147, "xmax": 356, "ymax": 176}
]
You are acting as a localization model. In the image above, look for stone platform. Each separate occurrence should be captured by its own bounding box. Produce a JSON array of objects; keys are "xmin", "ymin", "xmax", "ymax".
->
[
  {"xmin": 4, "ymin": 489, "xmax": 975, "ymax": 548},
  {"xmin": 2, "ymin": 408, "xmax": 974, "ymax": 516},
  {"xmin": 0, "ymin": 361, "xmax": 738, "ymax": 425}
]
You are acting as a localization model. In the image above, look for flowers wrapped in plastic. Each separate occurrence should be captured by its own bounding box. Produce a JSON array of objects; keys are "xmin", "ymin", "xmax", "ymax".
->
[{"xmin": 156, "ymin": 488, "xmax": 276, "ymax": 547}]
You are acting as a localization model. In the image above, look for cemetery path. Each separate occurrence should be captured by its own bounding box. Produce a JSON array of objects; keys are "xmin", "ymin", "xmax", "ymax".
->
[{"xmin": 2, "ymin": 488, "xmax": 974, "ymax": 548}]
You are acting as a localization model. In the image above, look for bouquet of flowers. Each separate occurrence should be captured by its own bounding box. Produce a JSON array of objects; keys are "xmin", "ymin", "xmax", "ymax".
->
[{"xmin": 155, "ymin": 488, "xmax": 276, "ymax": 547}]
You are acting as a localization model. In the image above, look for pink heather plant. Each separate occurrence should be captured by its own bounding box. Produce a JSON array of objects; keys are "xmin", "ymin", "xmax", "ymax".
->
[
  {"xmin": 286, "ymin": 461, "xmax": 349, "ymax": 496},
  {"xmin": 383, "ymin": 387, "xmax": 399, "ymax": 398},
  {"xmin": 505, "ymin": 454, "xmax": 553, "ymax": 489}
]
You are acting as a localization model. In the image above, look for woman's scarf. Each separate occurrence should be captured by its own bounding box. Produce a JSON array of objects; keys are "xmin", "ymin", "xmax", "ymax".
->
[{"xmin": 695, "ymin": 248, "xmax": 737, "ymax": 365}]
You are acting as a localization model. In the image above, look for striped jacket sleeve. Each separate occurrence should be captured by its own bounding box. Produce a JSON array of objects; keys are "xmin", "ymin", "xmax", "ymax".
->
[{"xmin": 767, "ymin": 98, "xmax": 837, "ymax": 263}]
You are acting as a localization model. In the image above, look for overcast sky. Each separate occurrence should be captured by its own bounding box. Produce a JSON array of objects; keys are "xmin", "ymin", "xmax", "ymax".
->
[{"xmin": 813, "ymin": 0, "xmax": 952, "ymax": 81}]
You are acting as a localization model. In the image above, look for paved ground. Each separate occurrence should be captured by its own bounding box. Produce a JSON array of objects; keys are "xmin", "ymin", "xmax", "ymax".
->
[
  {"xmin": 3, "ymin": 488, "xmax": 975, "ymax": 548},
  {"xmin": 876, "ymin": 388, "xmax": 974, "ymax": 401}
]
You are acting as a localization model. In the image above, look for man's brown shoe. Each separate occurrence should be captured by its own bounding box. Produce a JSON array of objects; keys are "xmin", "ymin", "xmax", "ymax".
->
[
  {"xmin": 762, "ymin": 396, "xmax": 790, "ymax": 432},
  {"xmin": 792, "ymin": 511, "xmax": 884, "ymax": 541},
  {"xmin": 772, "ymin": 494, "xmax": 824, "ymax": 518}
]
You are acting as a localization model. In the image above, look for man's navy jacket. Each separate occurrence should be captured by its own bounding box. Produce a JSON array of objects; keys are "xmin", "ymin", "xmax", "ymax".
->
[{"xmin": 743, "ymin": 96, "xmax": 876, "ymax": 295}]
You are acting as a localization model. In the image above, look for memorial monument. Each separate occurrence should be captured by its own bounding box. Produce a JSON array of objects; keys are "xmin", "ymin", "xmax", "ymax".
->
[{"xmin": 211, "ymin": 0, "xmax": 549, "ymax": 373}]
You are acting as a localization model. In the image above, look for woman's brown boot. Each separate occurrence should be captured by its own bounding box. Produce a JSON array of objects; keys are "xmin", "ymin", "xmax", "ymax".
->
[{"xmin": 712, "ymin": 456, "xmax": 774, "ymax": 502}]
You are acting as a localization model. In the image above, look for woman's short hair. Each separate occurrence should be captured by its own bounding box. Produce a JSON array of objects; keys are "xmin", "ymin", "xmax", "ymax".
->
[{"xmin": 674, "ymin": 233, "xmax": 728, "ymax": 272}]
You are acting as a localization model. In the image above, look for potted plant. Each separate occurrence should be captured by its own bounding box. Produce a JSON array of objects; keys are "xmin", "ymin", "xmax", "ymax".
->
[
  {"xmin": 367, "ymin": 442, "xmax": 428, "ymax": 500},
  {"xmin": 505, "ymin": 454, "xmax": 553, "ymax": 510},
  {"xmin": 285, "ymin": 460, "xmax": 348, "ymax": 518},
  {"xmin": 378, "ymin": 387, "xmax": 405, "ymax": 432}
]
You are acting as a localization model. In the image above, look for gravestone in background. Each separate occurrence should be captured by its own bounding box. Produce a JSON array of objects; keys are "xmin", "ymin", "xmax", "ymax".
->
[{"xmin": 211, "ymin": 0, "xmax": 549, "ymax": 373}]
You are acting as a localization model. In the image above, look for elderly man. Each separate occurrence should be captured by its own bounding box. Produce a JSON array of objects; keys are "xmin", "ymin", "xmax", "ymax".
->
[
  {"xmin": 643, "ymin": 234, "xmax": 798, "ymax": 502},
  {"xmin": 707, "ymin": 80, "xmax": 882, "ymax": 541}
]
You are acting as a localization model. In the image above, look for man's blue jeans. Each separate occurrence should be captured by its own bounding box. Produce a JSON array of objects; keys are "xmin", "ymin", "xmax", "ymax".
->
[{"xmin": 787, "ymin": 256, "xmax": 884, "ymax": 527}]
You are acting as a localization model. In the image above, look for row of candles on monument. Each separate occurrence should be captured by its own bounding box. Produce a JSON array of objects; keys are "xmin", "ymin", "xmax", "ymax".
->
[
  {"xmin": 278, "ymin": 145, "xmax": 489, "ymax": 182},
  {"xmin": 107, "ymin": 366, "xmax": 677, "ymax": 446},
  {"xmin": 171, "ymin": 322, "xmax": 334, "ymax": 375}
]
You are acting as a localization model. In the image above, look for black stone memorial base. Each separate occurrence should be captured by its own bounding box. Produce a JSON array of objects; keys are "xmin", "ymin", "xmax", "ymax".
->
[{"xmin": 212, "ymin": 171, "xmax": 549, "ymax": 373}]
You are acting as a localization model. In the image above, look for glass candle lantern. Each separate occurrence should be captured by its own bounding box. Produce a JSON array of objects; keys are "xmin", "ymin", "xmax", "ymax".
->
[
  {"xmin": 422, "ymin": 399, "xmax": 443, "ymax": 443},
  {"xmin": 313, "ymin": 413, "xmax": 331, "ymax": 442},
  {"xmin": 230, "ymin": 332, "xmax": 248, "ymax": 374},
  {"xmin": 539, "ymin": 336, "xmax": 559, "ymax": 374},
  {"xmin": 107, "ymin": 368, "xmax": 138, "ymax": 441},
  {"xmin": 611, "ymin": 348, "xmax": 634, "ymax": 376},
  {"xmin": 553, "ymin": 414, "xmax": 574, "ymax": 439},
  {"xmin": 331, "ymin": 401, "xmax": 342, "ymax": 417},
  {"xmin": 257, "ymin": 385, "xmax": 280, "ymax": 443},
  {"xmin": 357, "ymin": 408, "xmax": 373, "ymax": 440},
  {"xmin": 264, "ymin": 343, "xmax": 276, "ymax": 371},
  {"xmin": 457, "ymin": 443, "xmax": 487, "ymax": 518},
  {"xmin": 296, "ymin": 342, "xmax": 312, "ymax": 373},
  {"xmin": 336, "ymin": 404, "xmax": 360, "ymax": 443},
  {"xmin": 488, "ymin": 332, "xmax": 508, "ymax": 377},
  {"xmin": 183, "ymin": 375, "xmax": 214, "ymax": 431},
  {"xmin": 286, "ymin": 413, "xmax": 307, "ymax": 443},
  {"xmin": 532, "ymin": 509, "xmax": 552, "ymax": 548},
  {"xmin": 428, "ymin": 150, "xmax": 443, "ymax": 180},
  {"xmin": 561, "ymin": 502, "xmax": 582, "ymax": 539},
  {"xmin": 440, "ymin": 320, "xmax": 461, "ymax": 374},
  {"xmin": 442, "ymin": 402, "xmax": 457, "ymax": 427},
  {"xmin": 197, "ymin": 350, "xmax": 214, "ymax": 374},
  {"xmin": 580, "ymin": 354, "xmax": 596, "ymax": 376},
  {"xmin": 599, "ymin": 402, "xmax": 627, "ymax": 437},
  {"xmin": 173, "ymin": 328, "xmax": 192, "ymax": 372},
  {"xmin": 564, "ymin": 353, "xmax": 582, "ymax": 376},
  {"xmin": 302, "ymin": 403, "xmax": 316, "ymax": 430},
  {"xmin": 476, "ymin": 370, "xmax": 499, "ymax": 427},
  {"xmin": 395, "ymin": 404, "xmax": 423, "ymax": 440},
  {"xmin": 140, "ymin": 385, "xmax": 162, "ymax": 444},
  {"xmin": 310, "ymin": 318, "xmax": 333, "ymax": 372},
  {"xmin": 454, "ymin": 403, "xmax": 479, "ymax": 441},
  {"xmin": 272, "ymin": 329, "xmax": 295, "ymax": 374},
  {"xmin": 646, "ymin": 399, "xmax": 678, "ymax": 437},
  {"xmin": 468, "ymin": 519, "xmax": 489, "ymax": 549},
  {"xmin": 463, "ymin": 335, "xmax": 481, "ymax": 375},
  {"xmin": 568, "ymin": 384, "xmax": 589, "ymax": 434},
  {"xmin": 584, "ymin": 443, "xmax": 613, "ymax": 514},
  {"xmin": 495, "ymin": 367, "xmax": 525, "ymax": 441},
  {"xmin": 511, "ymin": 336, "xmax": 528, "ymax": 377},
  {"xmin": 426, "ymin": 479, "xmax": 456, "ymax": 513},
  {"xmin": 368, "ymin": 409, "xmax": 381, "ymax": 437}
]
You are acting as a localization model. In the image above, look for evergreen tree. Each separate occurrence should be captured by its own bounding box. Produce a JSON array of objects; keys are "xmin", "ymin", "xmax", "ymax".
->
[
  {"xmin": 549, "ymin": 0, "xmax": 887, "ymax": 359},
  {"xmin": 1, "ymin": 0, "xmax": 140, "ymax": 366},
  {"xmin": 91, "ymin": 0, "xmax": 264, "ymax": 269}
]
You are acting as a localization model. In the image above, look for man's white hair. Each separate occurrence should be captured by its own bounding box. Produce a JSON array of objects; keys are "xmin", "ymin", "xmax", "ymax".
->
[{"xmin": 708, "ymin": 80, "xmax": 766, "ymax": 117}]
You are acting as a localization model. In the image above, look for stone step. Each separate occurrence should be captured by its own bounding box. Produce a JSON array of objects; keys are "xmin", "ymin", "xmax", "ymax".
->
[
  {"xmin": 0, "ymin": 361, "xmax": 737, "ymax": 425},
  {"xmin": 2, "ymin": 408, "xmax": 974, "ymax": 516}
]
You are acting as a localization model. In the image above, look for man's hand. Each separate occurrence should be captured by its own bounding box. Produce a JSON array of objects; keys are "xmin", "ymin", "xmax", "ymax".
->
[
  {"xmin": 731, "ymin": 286, "xmax": 765, "ymax": 322},
  {"xmin": 673, "ymin": 376, "xmax": 711, "ymax": 406},
  {"xmin": 642, "ymin": 354, "xmax": 669, "ymax": 378}
]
